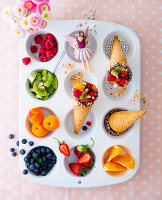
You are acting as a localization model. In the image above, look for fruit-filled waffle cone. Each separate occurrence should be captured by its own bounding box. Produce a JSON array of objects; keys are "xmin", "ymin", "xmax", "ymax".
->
[
  {"xmin": 106, "ymin": 36, "xmax": 132, "ymax": 88},
  {"xmin": 72, "ymin": 82, "xmax": 98, "ymax": 135},
  {"xmin": 108, "ymin": 110, "xmax": 146, "ymax": 133}
]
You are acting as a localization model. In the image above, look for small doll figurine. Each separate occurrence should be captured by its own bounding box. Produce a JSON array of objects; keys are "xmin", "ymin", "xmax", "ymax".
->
[{"xmin": 65, "ymin": 27, "xmax": 94, "ymax": 73}]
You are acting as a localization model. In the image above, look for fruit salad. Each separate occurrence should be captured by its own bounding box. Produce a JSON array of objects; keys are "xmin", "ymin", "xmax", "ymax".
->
[
  {"xmin": 30, "ymin": 33, "xmax": 58, "ymax": 62},
  {"xmin": 24, "ymin": 146, "xmax": 57, "ymax": 176},
  {"xmin": 27, "ymin": 69, "xmax": 58, "ymax": 100},
  {"xmin": 106, "ymin": 62, "xmax": 132, "ymax": 88},
  {"xmin": 103, "ymin": 145, "xmax": 135, "ymax": 176},
  {"xmin": 72, "ymin": 82, "xmax": 98, "ymax": 107}
]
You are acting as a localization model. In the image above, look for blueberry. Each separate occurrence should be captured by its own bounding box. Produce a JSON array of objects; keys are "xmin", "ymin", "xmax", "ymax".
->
[
  {"xmin": 36, "ymin": 149, "xmax": 41, "ymax": 154},
  {"xmin": 87, "ymin": 87, "xmax": 92, "ymax": 92},
  {"xmin": 25, "ymin": 162, "xmax": 30, "ymax": 167},
  {"xmin": 23, "ymin": 169, "xmax": 28, "ymax": 175},
  {"xmin": 46, "ymin": 148, "xmax": 50, "ymax": 153},
  {"xmin": 118, "ymin": 73, "xmax": 122, "ymax": 78},
  {"xmin": 12, "ymin": 152, "xmax": 17, "ymax": 157},
  {"xmin": 10, "ymin": 148, "xmax": 15, "ymax": 152},
  {"xmin": 20, "ymin": 149, "xmax": 25, "ymax": 155},
  {"xmin": 52, "ymin": 156, "xmax": 56, "ymax": 161},
  {"xmin": 29, "ymin": 164, "xmax": 35, "ymax": 170},
  {"xmin": 22, "ymin": 139, "xmax": 27, "ymax": 144},
  {"xmin": 35, "ymin": 162, "xmax": 40, "ymax": 168},
  {"xmin": 42, "ymin": 156, "xmax": 46, "ymax": 162},
  {"xmin": 46, "ymin": 153, "xmax": 52, "ymax": 159},
  {"xmin": 29, "ymin": 141, "xmax": 34, "ymax": 146},
  {"xmin": 41, "ymin": 148, "xmax": 46, "ymax": 154},
  {"xmin": 41, "ymin": 171, "xmax": 47, "ymax": 176},
  {"xmin": 32, "ymin": 153, "xmax": 38, "ymax": 158},
  {"xmin": 30, "ymin": 158, "xmax": 34, "ymax": 164},
  {"xmin": 9, "ymin": 134, "xmax": 14, "ymax": 139},
  {"xmin": 24, "ymin": 157, "xmax": 29, "ymax": 162},
  {"xmin": 48, "ymin": 163, "xmax": 52, "ymax": 169},
  {"xmin": 42, "ymin": 165, "xmax": 47, "ymax": 170},
  {"xmin": 125, "ymin": 74, "xmax": 130, "ymax": 80},
  {"xmin": 34, "ymin": 168, "xmax": 39, "ymax": 173},
  {"xmin": 82, "ymin": 126, "xmax": 88, "ymax": 131},
  {"xmin": 16, "ymin": 141, "xmax": 19, "ymax": 146}
]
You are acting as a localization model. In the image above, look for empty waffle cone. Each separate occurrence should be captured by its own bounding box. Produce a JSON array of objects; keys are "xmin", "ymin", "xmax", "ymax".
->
[
  {"xmin": 109, "ymin": 36, "xmax": 127, "ymax": 68},
  {"xmin": 109, "ymin": 110, "xmax": 146, "ymax": 133},
  {"xmin": 74, "ymin": 101, "xmax": 93, "ymax": 135}
]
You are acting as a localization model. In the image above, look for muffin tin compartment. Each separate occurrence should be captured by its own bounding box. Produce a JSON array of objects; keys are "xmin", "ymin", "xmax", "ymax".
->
[
  {"xmin": 19, "ymin": 20, "xmax": 141, "ymax": 187},
  {"xmin": 64, "ymin": 109, "xmax": 97, "ymax": 140}
]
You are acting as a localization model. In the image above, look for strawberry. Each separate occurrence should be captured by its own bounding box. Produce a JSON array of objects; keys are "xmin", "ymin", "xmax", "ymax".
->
[
  {"xmin": 83, "ymin": 160, "xmax": 94, "ymax": 168},
  {"xmin": 54, "ymin": 138, "xmax": 70, "ymax": 157},
  {"xmin": 89, "ymin": 92, "xmax": 95, "ymax": 97},
  {"xmin": 73, "ymin": 89, "xmax": 82, "ymax": 98},
  {"xmin": 108, "ymin": 73, "xmax": 116, "ymax": 81},
  {"xmin": 78, "ymin": 152, "xmax": 91, "ymax": 164},
  {"xmin": 74, "ymin": 148, "xmax": 83, "ymax": 158},
  {"xmin": 122, "ymin": 73, "xmax": 127, "ymax": 78},
  {"xmin": 86, "ymin": 83, "xmax": 93, "ymax": 88},
  {"xmin": 69, "ymin": 163, "xmax": 87, "ymax": 176}
]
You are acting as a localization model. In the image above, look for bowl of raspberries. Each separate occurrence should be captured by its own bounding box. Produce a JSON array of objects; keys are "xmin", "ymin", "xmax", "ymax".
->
[{"xmin": 29, "ymin": 32, "xmax": 58, "ymax": 62}]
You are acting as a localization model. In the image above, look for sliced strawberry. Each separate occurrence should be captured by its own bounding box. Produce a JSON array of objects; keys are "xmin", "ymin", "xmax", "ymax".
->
[
  {"xmin": 78, "ymin": 152, "xmax": 91, "ymax": 164},
  {"xmin": 83, "ymin": 160, "xmax": 94, "ymax": 168},
  {"xmin": 74, "ymin": 148, "xmax": 83, "ymax": 158},
  {"xmin": 54, "ymin": 138, "xmax": 70, "ymax": 157},
  {"xmin": 86, "ymin": 83, "xmax": 93, "ymax": 88},
  {"xmin": 69, "ymin": 163, "xmax": 87, "ymax": 176}
]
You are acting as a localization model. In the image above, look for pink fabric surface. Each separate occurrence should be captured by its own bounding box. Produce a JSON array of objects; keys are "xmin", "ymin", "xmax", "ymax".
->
[{"xmin": 0, "ymin": 0, "xmax": 161, "ymax": 199}]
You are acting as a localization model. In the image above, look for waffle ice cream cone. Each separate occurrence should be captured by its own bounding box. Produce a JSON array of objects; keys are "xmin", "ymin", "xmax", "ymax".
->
[
  {"xmin": 109, "ymin": 110, "xmax": 146, "ymax": 133},
  {"xmin": 109, "ymin": 36, "xmax": 127, "ymax": 68},
  {"xmin": 74, "ymin": 101, "xmax": 93, "ymax": 135}
]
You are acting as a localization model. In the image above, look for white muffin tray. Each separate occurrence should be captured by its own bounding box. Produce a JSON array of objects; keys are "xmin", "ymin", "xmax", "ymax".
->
[{"xmin": 19, "ymin": 20, "xmax": 141, "ymax": 188}]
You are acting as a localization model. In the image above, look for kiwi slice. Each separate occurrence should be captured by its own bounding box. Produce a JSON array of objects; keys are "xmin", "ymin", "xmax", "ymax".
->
[
  {"xmin": 52, "ymin": 76, "xmax": 58, "ymax": 89},
  {"xmin": 33, "ymin": 76, "xmax": 48, "ymax": 97},
  {"xmin": 46, "ymin": 85, "xmax": 55, "ymax": 95},
  {"xmin": 80, "ymin": 91, "xmax": 87, "ymax": 99},
  {"xmin": 43, "ymin": 95, "xmax": 49, "ymax": 101},
  {"xmin": 36, "ymin": 94, "xmax": 43, "ymax": 99},
  {"xmin": 42, "ymin": 69, "xmax": 48, "ymax": 77},
  {"xmin": 29, "ymin": 87, "xmax": 35, "ymax": 93},
  {"xmin": 115, "ymin": 66, "xmax": 122, "ymax": 72},
  {"xmin": 42, "ymin": 72, "xmax": 54, "ymax": 87},
  {"xmin": 111, "ymin": 70, "xmax": 119, "ymax": 76}
]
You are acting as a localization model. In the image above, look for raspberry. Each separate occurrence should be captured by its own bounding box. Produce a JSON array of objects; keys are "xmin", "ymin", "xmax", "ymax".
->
[
  {"xmin": 120, "ymin": 78, "xmax": 126, "ymax": 85},
  {"xmin": 122, "ymin": 73, "xmax": 127, "ymax": 78},
  {"xmin": 22, "ymin": 57, "xmax": 31, "ymax": 65},
  {"xmin": 73, "ymin": 89, "xmax": 82, "ymax": 97},
  {"xmin": 40, "ymin": 54, "xmax": 47, "ymax": 62},
  {"xmin": 35, "ymin": 35, "xmax": 42, "ymax": 44},
  {"xmin": 45, "ymin": 40, "xmax": 54, "ymax": 50},
  {"xmin": 46, "ymin": 50, "xmax": 54, "ymax": 59},
  {"xmin": 40, "ymin": 39, "xmax": 46, "ymax": 47},
  {"xmin": 30, "ymin": 45, "xmax": 38, "ymax": 53},
  {"xmin": 86, "ymin": 121, "xmax": 91, "ymax": 126},
  {"xmin": 86, "ymin": 98, "xmax": 91, "ymax": 102},
  {"xmin": 86, "ymin": 83, "xmax": 93, "ymax": 88},
  {"xmin": 89, "ymin": 92, "xmax": 95, "ymax": 97},
  {"xmin": 44, "ymin": 33, "xmax": 54, "ymax": 41},
  {"xmin": 108, "ymin": 73, "xmax": 116, "ymax": 81},
  {"xmin": 51, "ymin": 47, "xmax": 58, "ymax": 55},
  {"xmin": 40, "ymin": 47, "xmax": 46, "ymax": 55},
  {"xmin": 53, "ymin": 41, "xmax": 57, "ymax": 47}
]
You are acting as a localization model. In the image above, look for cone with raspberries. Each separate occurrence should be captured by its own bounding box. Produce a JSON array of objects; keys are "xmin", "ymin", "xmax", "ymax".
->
[
  {"xmin": 106, "ymin": 36, "xmax": 132, "ymax": 88},
  {"xmin": 72, "ymin": 82, "xmax": 98, "ymax": 135}
]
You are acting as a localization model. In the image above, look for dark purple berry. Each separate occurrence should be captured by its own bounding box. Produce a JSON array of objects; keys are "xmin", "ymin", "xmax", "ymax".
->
[
  {"xmin": 22, "ymin": 139, "xmax": 27, "ymax": 144},
  {"xmin": 12, "ymin": 152, "xmax": 17, "ymax": 157},
  {"xmin": 9, "ymin": 134, "xmax": 14, "ymax": 139},
  {"xmin": 82, "ymin": 126, "xmax": 88, "ymax": 131},
  {"xmin": 23, "ymin": 169, "xmax": 28, "ymax": 175},
  {"xmin": 16, "ymin": 141, "xmax": 19, "ymax": 146},
  {"xmin": 20, "ymin": 149, "xmax": 25, "ymax": 155},
  {"xmin": 10, "ymin": 148, "xmax": 15, "ymax": 152}
]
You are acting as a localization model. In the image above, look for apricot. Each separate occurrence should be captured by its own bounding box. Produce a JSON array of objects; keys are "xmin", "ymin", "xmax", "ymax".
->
[
  {"xmin": 31, "ymin": 124, "xmax": 48, "ymax": 137},
  {"xmin": 28, "ymin": 108, "xmax": 44, "ymax": 124},
  {"xmin": 42, "ymin": 115, "xmax": 59, "ymax": 131}
]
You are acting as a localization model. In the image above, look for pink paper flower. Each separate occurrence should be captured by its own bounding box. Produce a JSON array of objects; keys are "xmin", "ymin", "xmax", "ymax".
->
[
  {"xmin": 1, "ymin": 6, "xmax": 13, "ymax": 21},
  {"xmin": 38, "ymin": 2, "xmax": 50, "ymax": 15},
  {"xmin": 28, "ymin": 13, "xmax": 42, "ymax": 28},
  {"xmin": 42, "ymin": 10, "xmax": 50, "ymax": 21},
  {"xmin": 15, "ymin": 27, "xmax": 26, "ymax": 37},
  {"xmin": 20, "ymin": 17, "xmax": 29, "ymax": 30},
  {"xmin": 40, "ymin": 20, "xmax": 47, "ymax": 29},
  {"xmin": 24, "ymin": 0, "xmax": 37, "ymax": 14},
  {"xmin": 13, "ymin": 3, "xmax": 27, "ymax": 18},
  {"xmin": 27, "ymin": 27, "xmax": 39, "ymax": 34},
  {"xmin": 9, "ymin": 16, "xmax": 20, "ymax": 28}
]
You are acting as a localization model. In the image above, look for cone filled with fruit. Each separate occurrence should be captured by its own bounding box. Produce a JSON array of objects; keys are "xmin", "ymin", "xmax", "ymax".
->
[
  {"xmin": 72, "ymin": 82, "xmax": 98, "ymax": 135},
  {"xmin": 106, "ymin": 36, "xmax": 132, "ymax": 88}
]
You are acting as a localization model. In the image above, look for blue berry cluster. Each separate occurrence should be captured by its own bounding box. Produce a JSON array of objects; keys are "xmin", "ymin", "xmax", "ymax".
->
[{"xmin": 24, "ymin": 146, "xmax": 57, "ymax": 176}]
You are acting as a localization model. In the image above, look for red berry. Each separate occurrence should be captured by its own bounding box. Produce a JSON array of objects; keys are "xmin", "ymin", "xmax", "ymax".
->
[
  {"xmin": 45, "ymin": 40, "xmax": 54, "ymax": 50},
  {"xmin": 122, "ymin": 73, "xmax": 127, "ymax": 78},
  {"xmin": 74, "ymin": 148, "xmax": 83, "ymax": 158},
  {"xmin": 86, "ymin": 83, "xmax": 93, "ymax": 88},
  {"xmin": 89, "ymin": 92, "xmax": 95, "ymax": 97},
  {"xmin": 39, "ymin": 54, "xmax": 47, "ymax": 62},
  {"xmin": 86, "ymin": 121, "xmax": 91, "ymax": 126},
  {"xmin": 30, "ymin": 45, "xmax": 38, "ymax": 53},
  {"xmin": 86, "ymin": 98, "xmax": 91, "ymax": 102},
  {"xmin": 69, "ymin": 163, "xmax": 86, "ymax": 176},
  {"xmin": 40, "ymin": 47, "xmax": 46, "ymax": 55},
  {"xmin": 59, "ymin": 143, "xmax": 70, "ymax": 157},
  {"xmin": 53, "ymin": 41, "xmax": 57, "ymax": 47},
  {"xmin": 73, "ymin": 89, "xmax": 82, "ymax": 98},
  {"xmin": 46, "ymin": 50, "xmax": 54, "ymax": 59},
  {"xmin": 78, "ymin": 152, "xmax": 91, "ymax": 164},
  {"xmin": 51, "ymin": 47, "xmax": 58, "ymax": 55},
  {"xmin": 35, "ymin": 35, "xmax": 42, "ymax": 44},
  {"xmin": 40, "ymin": 39, "xmax": 46, "ymax": 47},
  {"xmin": 108, "ymin": 73, "xmax": 116, "ymax": 81},
  {"xmin": 44, "ymin": 33, "xmax": 54, "ymax": 41},
  {"xmin": 22, "ymin": 57, "xmax": 31, "ymax": 65},
  {"xmin": 120, "ymin": 78, "xmax": 126, "ymax": 85}
]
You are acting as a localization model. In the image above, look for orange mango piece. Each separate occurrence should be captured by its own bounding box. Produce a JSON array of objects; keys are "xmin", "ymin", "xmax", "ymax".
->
[
  {"xmin": 105, "ymin": 145, "xmax": 123, "ymax": 163},
  {"xmin": 112, "ymin": 154, "xmax": 135, "ymax": 169},
  {"xmin": 104, "ymin": 161, "xmax": 126, "ymax": 172}
]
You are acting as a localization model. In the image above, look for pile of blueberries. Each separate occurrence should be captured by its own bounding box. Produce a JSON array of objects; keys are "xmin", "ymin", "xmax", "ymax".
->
[{"xmin": 24, "ymin": 146, "xmax": 57, "ymax": 176}]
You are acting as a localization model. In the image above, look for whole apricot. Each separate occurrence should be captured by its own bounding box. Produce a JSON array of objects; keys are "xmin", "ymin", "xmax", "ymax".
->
[
  {"xmin": 42, "ymin": 115, "xmax": 59, "ymax": 131},
  {"xmin": 28, "ymin": 108, "xmax": 44, "ymax": 124},
  {"xmin": 31, "ymin": 124, "xmax": 48, "ymax": 137}
]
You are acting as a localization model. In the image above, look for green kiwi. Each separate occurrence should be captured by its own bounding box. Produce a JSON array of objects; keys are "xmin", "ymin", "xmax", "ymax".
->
[
  {"xmin": 111, "ymin": 70, "xmax": 119, "ymax": 76},
  {"xmin": 42, "ymin": 69, "xmax": 48, "ymax": 77},
  {"xmin": 29, "ymin": 87, "xmax": 35, "ymax": 93},
  {"xmin": 46, "ymin": 85, "xmax": 55, "ymax": 95},
  {"xmin": 33, "ymin": 76, "xmax": 48, "ymax": 97},
  {"xmin": 43, "ymin": 95, "xmax": 49, "ymax": 101},
  {"xmin": 80, "ymin": 91, "xmax": 87, "ymax": 99},
  {"xmin": 52, "ymin": 76, "xmax": 58, "ymax": 89},
  {"xmin": 115, "ymin": 66, "xmax": 122, "ymax": 72},
  {"xmin": 42, "ymin": 72, "xmax": 54, "ymax": 87}
]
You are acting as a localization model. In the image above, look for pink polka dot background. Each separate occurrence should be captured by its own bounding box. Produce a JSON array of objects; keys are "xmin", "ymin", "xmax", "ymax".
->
[{"xmin": 0, "ymin": 0, "xmax": 161, "ymax": 199}]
